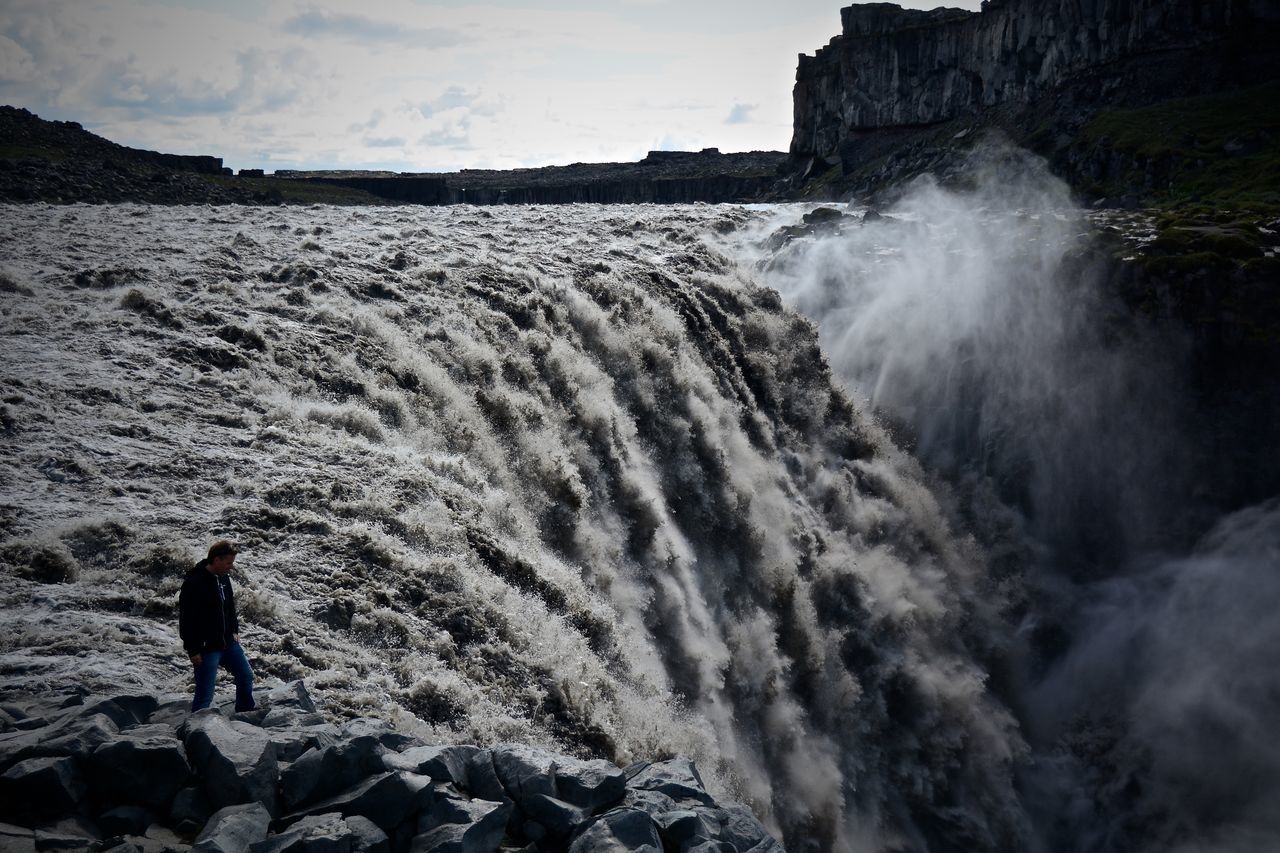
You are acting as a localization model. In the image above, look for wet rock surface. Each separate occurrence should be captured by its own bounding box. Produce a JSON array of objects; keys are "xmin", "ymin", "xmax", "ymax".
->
[{"xmin": 0, "ymin": 683, "xmax": 783, "ymax": 852}]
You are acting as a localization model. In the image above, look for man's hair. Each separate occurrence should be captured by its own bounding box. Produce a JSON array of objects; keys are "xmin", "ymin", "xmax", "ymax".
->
[{"xmin": 208, "ymin": 540, "xmax": 239, "ymax": 559}]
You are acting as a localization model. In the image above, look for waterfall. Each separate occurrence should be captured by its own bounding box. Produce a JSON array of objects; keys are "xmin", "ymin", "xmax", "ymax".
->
[
  {"xmin": 1, "ymin": 201, "xmax": 1023, "ymax": 851},
  {"xmin": 4, "ymin": 153, "xmax": 1274, "ymax": 850},
  {"xmin": 736, "ymin": 146, "xmax": 1280, "ymax": 852}
]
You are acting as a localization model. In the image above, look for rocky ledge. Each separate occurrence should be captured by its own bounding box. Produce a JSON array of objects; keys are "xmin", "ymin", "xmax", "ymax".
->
[{"xmin": 0, "ymin": 682, "xmax": 782, "ymax": 853}]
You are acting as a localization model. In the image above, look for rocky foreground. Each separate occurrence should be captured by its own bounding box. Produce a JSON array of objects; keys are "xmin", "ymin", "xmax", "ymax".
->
[{"xmin": 0, "ymin": 682, "xmax": 782, "ymax": 853}]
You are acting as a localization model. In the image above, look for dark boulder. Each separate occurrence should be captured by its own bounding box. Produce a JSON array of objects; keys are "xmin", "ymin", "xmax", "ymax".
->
[
  {"xmin": 170, "ymin": 785, "xmax": 214, "ymax": 835},
  {"xmin": 653, "ymin": 809, "xmax": 712, "ymax": 848},
  {"xmin": 96, "ymin": 806, "xmax": 155, "ymax": 837},
  {"xmin": 0, "ymin": 756, "xmax": 86, "ymax": 820},
  {"xmin": 279, "ymin": 735, "xmax": 387, "ymax": 811},
  {"xmin": 411, "ymin": 797, "xmax": 509, "ymax": 853},
  {"xmin": 262, "ymin": 681, "xmax": 318, "ymax": 713},
  {"xmin": 339, "ymin": 720, "xmax": 422, "ymax": 753},
  {"xmin": 249, "ymin": 811, "xmax": 390, "ymax": 853},
  {"xmin": 383, "ymin": 745, "xmax": 479, "ymax": 788},
  {"xmin": 554, "ymin": 758, "xmax": 625, "ymax": 812},
  {"xmin": 260, "ymin": 708, "xmax": 328, "ymax": 730},
  {"xmin": 0, "ymin": 713, "xmax": 118, "ymax": 771},
  {"xmin": 462, "ymin": 751, "xmax": 508, "ymax": 805},
  {"xmin": 567, "ymin": 808, "xmax": 662, "ymax": 852},
  {"xmin": 286, "ymin": 771, "xmax": 434, "ymax": 833},
  {"xmin": 624, "ymin": 759, "xmax": 714, "ymax": 805},
  {"xmin": 618, "ymin": 789, "xmax": 678, "ymax": 818},
  {"xmin": 693, "ymin": 804, "xmax": 774, "ymax": 850},
  {"xmin": 193, "ymin": 802, "xmax": 271, "ymax": 853},
  {"xmin": 802, "ymin": 206, "xmax": 843, "ymax": 225},
  {"xmin": 181, "ymin": 711, "xmax": 279, "ymax": 813},
  {"xmin": 345, "ymin": 816, "xmax": 391, "ymax": 853},
  {"xmin": 263, "ymin": 724, "xmax": 340, "ymax": 763},
  {"xmin": 522, "ymin": 794, "xmax": 588, "ymax": 838},
  {"xmin": 490, "ymin": 745, "xmax": 555, "ymax": 809},
  {"xmin": 88, "ymin": 734, "xmax": 191, "ymax": 809},
  {"xmin": 72, "ymin": 695, "xmax": 159, "ymax": 730}
]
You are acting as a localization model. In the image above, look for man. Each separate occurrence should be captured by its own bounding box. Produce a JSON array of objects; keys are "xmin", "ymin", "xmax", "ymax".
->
[{"xmin": 179, "ymin": 540, "xmax": 256, "ymax": 712}]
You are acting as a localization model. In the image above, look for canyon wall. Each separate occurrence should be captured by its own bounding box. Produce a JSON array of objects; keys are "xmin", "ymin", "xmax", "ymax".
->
[{"xmin": 792, "ymin": 0, "xmax": 1280, "ymax": 163}]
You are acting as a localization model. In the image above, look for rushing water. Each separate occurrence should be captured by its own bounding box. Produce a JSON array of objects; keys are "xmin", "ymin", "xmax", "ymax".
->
[
  {"xmin": 733, "ymin": 149, "xmax": 1280, "ymax": 853},
  {"xmin": 0, "ymin": 154, "xmax": 1276, "ymax": 852}
]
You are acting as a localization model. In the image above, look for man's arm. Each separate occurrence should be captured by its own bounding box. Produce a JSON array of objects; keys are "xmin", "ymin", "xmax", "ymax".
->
[
  {"xmin": 226, "ymin": 579, "xmax": 240, "ymax": 639},
  {"xmin": 178, "ymin": 574, "xmax": 202, "ymax": 663}
]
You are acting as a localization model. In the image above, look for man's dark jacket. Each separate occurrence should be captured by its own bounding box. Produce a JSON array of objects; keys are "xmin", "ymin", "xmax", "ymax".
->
[{"xmin": 178, "ymin": 560, "xmax": 239, "ymax": 656}]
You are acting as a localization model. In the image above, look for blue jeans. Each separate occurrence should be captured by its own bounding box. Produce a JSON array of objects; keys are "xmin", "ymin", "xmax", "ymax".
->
[{"xmin": 191, "ymin": 640, "xmax": 256, "ymax": 712}]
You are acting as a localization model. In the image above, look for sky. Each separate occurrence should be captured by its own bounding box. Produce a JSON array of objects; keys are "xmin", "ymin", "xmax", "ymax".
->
[{"xmin": 0, "ymin": 0, "xmax": 981, "ymax": 173}]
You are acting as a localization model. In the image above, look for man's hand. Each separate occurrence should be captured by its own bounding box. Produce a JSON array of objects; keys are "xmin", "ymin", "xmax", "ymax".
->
[
  {"xmin": 190, "ymin": 653, "xmax": 202, "ymax": 666},
  {"xmin": 232, "ymin": 634, "xmax": 240, "ymax": 643}
]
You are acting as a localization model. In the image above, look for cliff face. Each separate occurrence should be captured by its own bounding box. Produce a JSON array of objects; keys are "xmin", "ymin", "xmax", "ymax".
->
[{"xmin": 792, "ymin": 0, "xmax": 1280, "ymax": 163}]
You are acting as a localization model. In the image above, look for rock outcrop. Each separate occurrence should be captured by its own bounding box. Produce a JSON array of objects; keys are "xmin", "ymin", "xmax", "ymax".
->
[
  {"xmin": 792, "ymin": 0, "xmax": 1280, "ymax": 161},
  {"xmin": 0, "ymin": 682, "xmax": 784, "ymax": 853},
  {"xmin": 0, "ymin": 106, "xmax": 292, "ymax": 205},
  {"xmin": 278, "ymin": 150, "xmax": 787, "ymax": 206},
  {"xmin": 789, "ymin": 0, "xmax": 1280, "ymax": 200}
]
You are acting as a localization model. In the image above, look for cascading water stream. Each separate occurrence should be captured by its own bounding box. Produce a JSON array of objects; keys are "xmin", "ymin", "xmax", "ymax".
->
[{"xmin": 733, "ymin": 147, "xmax": 1280, "ymax": 852}]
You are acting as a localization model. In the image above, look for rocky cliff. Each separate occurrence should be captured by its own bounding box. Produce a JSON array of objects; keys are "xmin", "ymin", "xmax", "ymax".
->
[{"xmin": 791, "ymin": 0, "xmax": 1280, "ymax": 188}]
